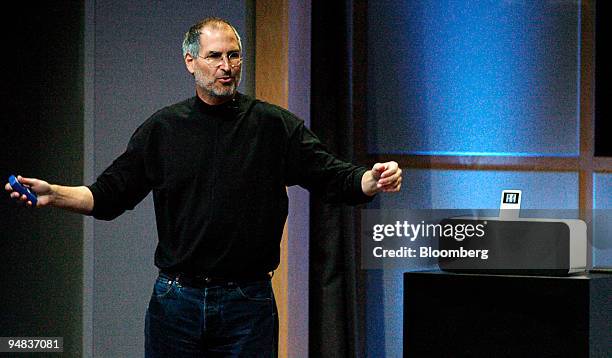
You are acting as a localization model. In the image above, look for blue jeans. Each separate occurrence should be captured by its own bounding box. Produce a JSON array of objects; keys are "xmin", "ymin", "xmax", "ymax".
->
[{"xmin": 145, "ymin": 274, "xmax": 278, "ymax": 357}]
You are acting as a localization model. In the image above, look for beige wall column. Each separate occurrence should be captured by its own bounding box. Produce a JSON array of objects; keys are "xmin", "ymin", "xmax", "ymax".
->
[{"xmin": 254, "ymin": 0, "xmax": 289, "ymax": 356}]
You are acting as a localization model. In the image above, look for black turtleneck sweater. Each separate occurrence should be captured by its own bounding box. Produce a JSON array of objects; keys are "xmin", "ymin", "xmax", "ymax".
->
[{"xmin": 88, "ymin": 92, "xmax": 372, "ymax": 276}]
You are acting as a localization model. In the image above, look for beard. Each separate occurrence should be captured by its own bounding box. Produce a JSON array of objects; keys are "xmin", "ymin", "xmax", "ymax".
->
[{"xmin": 194, "ymin": 67, "xmax": 241, "ymax": 99}]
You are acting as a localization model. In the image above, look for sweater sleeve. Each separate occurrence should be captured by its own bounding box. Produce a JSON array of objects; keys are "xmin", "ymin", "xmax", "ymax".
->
[
  {"xmin": 285, "ymin": 120, "xmax": 374, "ymax": 205},
  {"xmin": 87, "ymin": 122, "xmax": 153, "ymax": 220}
]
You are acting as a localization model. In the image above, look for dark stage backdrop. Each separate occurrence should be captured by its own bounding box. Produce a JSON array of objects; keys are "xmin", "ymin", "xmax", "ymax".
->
[{"xmin": 0, "ymin": 2, "xmax": 85, "ymax": 357}]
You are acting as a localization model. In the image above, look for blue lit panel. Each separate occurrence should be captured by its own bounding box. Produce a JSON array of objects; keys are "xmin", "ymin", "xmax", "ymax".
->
[
  {"xmin": 594, "ymin": 173, "xmax": 612, "ymax": 267},
  {"xmin": 374, "ymin": 169, "xmax": 579, "ymax": 209},
  {"xmin": 365, "ymin": 170, "xmax": 578, "ymax": 357},
  {"xmin": 367, "ymin": 1, "xmax": 580, "ymax": 156}
]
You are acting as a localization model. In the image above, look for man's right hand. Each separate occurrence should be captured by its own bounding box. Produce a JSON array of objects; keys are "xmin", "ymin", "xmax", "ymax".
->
[
  {"xmin": 6, "ymin": 175, "xmax": 94, "ymax": 214},
  {"xmin": 5, "ymin": 175, "xmax": 53, "ymax": 207}
]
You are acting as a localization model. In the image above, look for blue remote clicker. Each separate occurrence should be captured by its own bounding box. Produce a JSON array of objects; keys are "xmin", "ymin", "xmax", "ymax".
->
[{"xmin": 8, "ymin": 175, "xmax": 38, "ymax": 206}]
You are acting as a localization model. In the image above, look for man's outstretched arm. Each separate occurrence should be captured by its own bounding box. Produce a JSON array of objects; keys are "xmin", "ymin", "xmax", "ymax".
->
[{"xmin": 5, "ymin": 175, "xmax": 94, "ymax": 215}]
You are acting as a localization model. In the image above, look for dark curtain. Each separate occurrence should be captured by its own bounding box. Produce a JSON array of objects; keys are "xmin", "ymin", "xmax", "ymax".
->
[
  {"xmin": 595, "ymin": 0, "xmax": 611, "ymax": 157},
  {"xmin": 309, "ymin": 0, "xmax": 366, "ymax": 357}
]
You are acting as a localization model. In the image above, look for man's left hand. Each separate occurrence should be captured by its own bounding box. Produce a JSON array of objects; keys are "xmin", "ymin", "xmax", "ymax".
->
[{"xmin": 361, "ymin": 161, "xmax": 402, "ymax": 196}]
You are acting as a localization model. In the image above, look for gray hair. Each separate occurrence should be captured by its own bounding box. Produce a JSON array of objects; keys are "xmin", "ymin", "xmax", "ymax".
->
[{"xmin": 182, "ymin": 17, "xmax": 242, "ymax": 58}]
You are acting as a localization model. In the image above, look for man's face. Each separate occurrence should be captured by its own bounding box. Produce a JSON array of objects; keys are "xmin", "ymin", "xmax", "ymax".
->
[{"xmin": 186, "ymin": 25, "xmax": 241, "ymax": 105}]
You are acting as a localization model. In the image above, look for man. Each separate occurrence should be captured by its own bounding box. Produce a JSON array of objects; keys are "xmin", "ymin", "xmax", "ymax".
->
[{"xmin": 6, "ymin": 17, "xmax": 402, "ymax": 357}]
